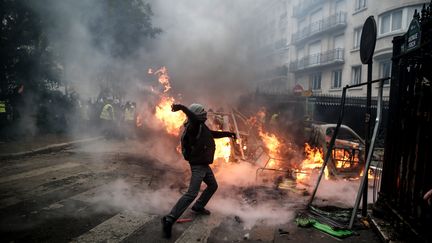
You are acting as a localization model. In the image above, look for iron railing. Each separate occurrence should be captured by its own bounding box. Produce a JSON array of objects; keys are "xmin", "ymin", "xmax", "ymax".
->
[
  {"xmin": 289, "ymin": 48, "xmax": 344, "ymax": 72},
  {"xmin": 292, "ymin": 12, "xmax": 347, "ymax": 44},
  {"xmin": 292, "ymin": 0, "xmax": 324, "ymax": 18}
]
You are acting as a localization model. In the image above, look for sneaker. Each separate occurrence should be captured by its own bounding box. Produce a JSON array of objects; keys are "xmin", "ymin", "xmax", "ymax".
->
[
  {"xmin": 191, "ymin": 206, "xmax": 211, "ymax": 215},
  {"xmin": 161, "ymin": 216, "xmax": 173, "ymax": 238}
]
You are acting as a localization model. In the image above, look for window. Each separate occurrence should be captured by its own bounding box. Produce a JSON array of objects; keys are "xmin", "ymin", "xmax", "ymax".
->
[
  {"xmin": 379, "ymin": 9, "xmax": 402, "ymax": 35},
  {"xmin": 379, "ymin": 60, "xmax": 392, "ymax": 85},
  {"xmin": 335, "ymin": 0, "xmax": 346, "ymax": 13},
  {"xmin": 352, "ymin": 66, "xmax": 362, "ymax": 85},
  {"xmin": 297, "ymin": 47, "xmax": 304, "ymax": 59},
  {"xmin": 332, "ymin": 70, "xmax": 342, "ymax": 88},
  {"xmin": 334, "ymin": 34, "xmax": 344, "ymax": 49},
  {"xmin": 353, "ymin": 27, "xmax": 362, "ymax": 49},
  {"xmin": 355, "ymin": 0, "xmax": 366, "ymax": 11},
  {"xmin": 309, "ymin": 41, "xmax": 321, "ymax": 65},
  {"xmin": 311, "ymin": 73, "xmax": 322, "ymax": 90}
]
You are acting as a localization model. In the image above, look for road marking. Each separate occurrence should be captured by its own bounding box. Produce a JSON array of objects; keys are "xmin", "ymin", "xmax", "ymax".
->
[
  {"xmin": 0, "ymin": 170, "xmax": 93, "ymax": 209},
  {"xmin": 71, "ymin": 211, "xmax": 156, "ymax": 243},
  {"xmin": 0, "ymin": 162, "xmax": 80, "ymax": 184},
  {"xmin": 175, "ymin": 213, "xmax": 224, "ymax": 243}
]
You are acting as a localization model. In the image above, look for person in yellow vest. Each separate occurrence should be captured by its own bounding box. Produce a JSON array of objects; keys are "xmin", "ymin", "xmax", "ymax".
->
[
  {"xmin": 0, "ymin": 101, "xmax": 6, "ymax": 135},
  {"xmin": 100, "ymin": 100, "xmax": 115, "ymax": 138},
  {"xmin": 0, "ymin": 101, "xmax": 5, "ymax": 113},
  {"xmin": 123, "ymin": 101, "xmax": 136, "ymax": 139}
]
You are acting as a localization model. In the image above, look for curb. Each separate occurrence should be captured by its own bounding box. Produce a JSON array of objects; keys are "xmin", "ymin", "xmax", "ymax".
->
[
  {"xmin": 0, "ymin": 136, "xmax": 103, "ymax": 160},
  {"xmin": 370, "ymin": 217, "xmax": 391, "ymax": 243}
]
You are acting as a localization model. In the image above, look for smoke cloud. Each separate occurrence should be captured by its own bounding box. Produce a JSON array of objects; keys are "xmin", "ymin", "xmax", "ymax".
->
[
  {"xmin": 147, "ymin": 0, "xmax": 259, "ymax": 106},
  {"xmin": 27, "ymin": 0, "xmax": 260, "ymax": 109}
]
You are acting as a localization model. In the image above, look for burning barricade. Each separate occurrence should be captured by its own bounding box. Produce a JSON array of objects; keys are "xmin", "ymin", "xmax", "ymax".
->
[{"xmin": 136, "ymin": 66, "xmax": 381, "ymax": 191}]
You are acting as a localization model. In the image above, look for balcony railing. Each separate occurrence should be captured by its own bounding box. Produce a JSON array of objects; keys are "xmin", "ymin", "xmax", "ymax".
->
[
  {"xmin": 292, "ymin": 12, "xmax": 347, "ymax": 45},
  {"xmin": 289, "ymin": 48, "xmax": 344, "ymax": 72},
  {"xmin": 292, "ymin": 0, "xmax": 323, "ymax": 18}
]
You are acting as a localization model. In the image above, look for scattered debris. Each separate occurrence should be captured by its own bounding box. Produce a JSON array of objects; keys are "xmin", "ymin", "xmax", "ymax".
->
[
  {"xmin": 296, "ymin": 216, "xmax": 353, "ymax": 238},
  {"xmin": 234, "ymin": 216, "xmax": 243, "ymax": 224},
  {"xmin": 278, "ymin": 228, "xmax": 289, "ymax": 235},
  {"xmin": 361, "ymin": 218, "xmax": 370, "ymax": 228}
]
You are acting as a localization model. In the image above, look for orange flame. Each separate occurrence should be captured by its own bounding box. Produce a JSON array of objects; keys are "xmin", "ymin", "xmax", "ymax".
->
[
  {"xmin": 360, "ymin": 168, "xmax": 376, "ymax": 180},
  {"xmin": 296, "ymin": 143, "xmax": 328, "ymax": 183},
  {"xmin": 214, "ymin": 137, "xmax": 231, "ymax": 163},
  {"xmin": 154, "ymin": 66, "xmax": 171, "ymax": 93},
  {"xmin": 155, "ymin": 96, "xmax": 186, "ymax": 136},
  {"xmin": 258, "ymin": 127, "xmax": 282, "ymax": 169},
  {"xmin": 145, "ymin": 66, "xmax": 186, "ymax": 136},
  {"xmin": 333, "ymin": 148, "xmax": 359, "ymax": 168}
]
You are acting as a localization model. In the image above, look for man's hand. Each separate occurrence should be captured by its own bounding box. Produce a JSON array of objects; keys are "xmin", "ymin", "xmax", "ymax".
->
[
  {"xmin": 171, "ymin": 103, "xmax": 183, "ymax": 112},
  {"xmin": 230, "ymin": 132, "xmax": 237, "ymax": 140}
]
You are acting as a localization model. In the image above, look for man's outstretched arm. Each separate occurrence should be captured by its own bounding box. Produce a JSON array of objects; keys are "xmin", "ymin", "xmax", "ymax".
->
[
  {"xmin": 171, "ymin": 103, "xmax": 198, "ymax": 122},
  {"xmin": 211, "ymin": 130, "xmax": 237, "ymax": 139}
]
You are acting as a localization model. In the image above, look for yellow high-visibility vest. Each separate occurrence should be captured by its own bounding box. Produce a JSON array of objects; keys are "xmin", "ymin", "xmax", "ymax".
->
[
  {"xmin": 100, "ymin": 104, "xmax": 114, "ymax": 120},
  {"xmin": 0, "ymin": 102, "xmax": 5, "ymax": 113},
  {"xmin": 124, "ymin": 106, "xmax": 135, "ymax": 121}
]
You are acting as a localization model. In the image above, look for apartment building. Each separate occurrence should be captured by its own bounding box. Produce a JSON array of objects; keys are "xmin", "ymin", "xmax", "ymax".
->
[
  {"xmin": 251, "ymin": 0, "xmax": 293, "ymax": 94},
  {"xmin": 254, "ymin": 0, "xmax": 428, "ymax": 98}
]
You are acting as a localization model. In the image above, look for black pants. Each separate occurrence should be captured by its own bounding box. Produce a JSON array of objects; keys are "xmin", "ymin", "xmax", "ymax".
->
[{"xmin": 166, "ymin": 164, "xmax": 218, "ymax": 221}]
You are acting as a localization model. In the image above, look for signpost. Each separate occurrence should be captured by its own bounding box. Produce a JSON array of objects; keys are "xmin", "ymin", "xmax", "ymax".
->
[
  {"xmin": 405, "ymin": 18, "xmax": 421, "ymax": 52},
  {"xmin": 292, "ymin": 83, "xmax": 304, "ymax": 95},
  {"xmin": 358, "ymin": 16, "xmax": 377, "ymax": 219}
]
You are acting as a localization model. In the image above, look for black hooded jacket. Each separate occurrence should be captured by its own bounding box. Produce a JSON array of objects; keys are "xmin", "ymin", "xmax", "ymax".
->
[{"xmin": 178, "ymin": 105, "xmax": 234, "ymax": 165}]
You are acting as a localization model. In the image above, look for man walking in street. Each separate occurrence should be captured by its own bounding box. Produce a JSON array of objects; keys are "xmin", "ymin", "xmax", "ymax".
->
[{"xmin": 161, "ymin": 103, "xmax": 236, "ymax": 239}]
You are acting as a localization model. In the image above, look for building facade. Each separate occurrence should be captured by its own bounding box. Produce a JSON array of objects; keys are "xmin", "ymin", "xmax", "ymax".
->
[
  {"xmin": 251, "ymin": 0, "xmax": 293, "ymax": 95},
  {"xmin": 254, "ymin": 0, "xmax": 428, "ymax": 98}
]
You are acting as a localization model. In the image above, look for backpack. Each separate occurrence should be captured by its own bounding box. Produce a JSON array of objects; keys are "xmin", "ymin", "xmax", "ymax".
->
[
  {"xmin": 181, "ymin": 126, "xmax": 192, "ymax": 161},
  {"xmin": 180, "ymin": 123, "xmax": 215, "ymax": 164}
]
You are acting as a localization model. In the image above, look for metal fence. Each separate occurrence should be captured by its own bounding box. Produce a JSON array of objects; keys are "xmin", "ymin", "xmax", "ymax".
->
[{"xmin": 378, "ymin": 3, "xmax": 432, "ymax": 241}]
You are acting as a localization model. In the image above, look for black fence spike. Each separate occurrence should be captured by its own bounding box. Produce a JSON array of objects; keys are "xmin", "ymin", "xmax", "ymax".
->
[
  {"xmin": 428, "ymin": 4, "xmax": 432, "ymax": 19},
  {"xmin": 414, "ymin": 9, "xmax": 419, "ymax": 19},
  {"xmin": 421, "ymin": 4, "xmax": 427, "ymax": 21}
]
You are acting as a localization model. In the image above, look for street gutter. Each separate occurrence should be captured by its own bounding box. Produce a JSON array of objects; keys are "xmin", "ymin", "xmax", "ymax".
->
[{"xmin": 0, "ymin": 136, "xmax": 103, "ymax": 160}]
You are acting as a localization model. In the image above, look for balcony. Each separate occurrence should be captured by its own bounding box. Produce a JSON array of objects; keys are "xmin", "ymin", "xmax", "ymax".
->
[
  {"xmin": 293, "ymin": 0, "xmax": 323, "ymax": 18},
  {"xmin": 289, "ymin": 48, "xmax": 344, "ymax": 72},
  {"xmin": 292, "ymin": 12, "xmax": 347, "ymax": 45}
]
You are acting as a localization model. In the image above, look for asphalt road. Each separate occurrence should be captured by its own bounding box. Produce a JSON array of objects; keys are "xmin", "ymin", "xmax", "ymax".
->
[{"xmin": 0, "ymin": 139, "xmax": 382, "ymax": 243}]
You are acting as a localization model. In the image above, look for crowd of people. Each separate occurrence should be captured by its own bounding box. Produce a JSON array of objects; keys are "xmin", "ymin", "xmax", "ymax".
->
[
  {"xmin": 0, "ymin": 90, "xmax": 138, "ymax": 140},
  {"xmin": 78, "ymin": 97, "xmax": 138, "ymax": 139}
]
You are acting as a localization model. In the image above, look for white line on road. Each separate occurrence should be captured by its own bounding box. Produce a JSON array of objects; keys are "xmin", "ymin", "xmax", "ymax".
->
[
  {"xmin": 71, "ymin": 211, "xmax": 156, "ymax": 243},
  {"xmin": 175, "ymin": 213, "xmax": 224, "ymax": 243}
]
